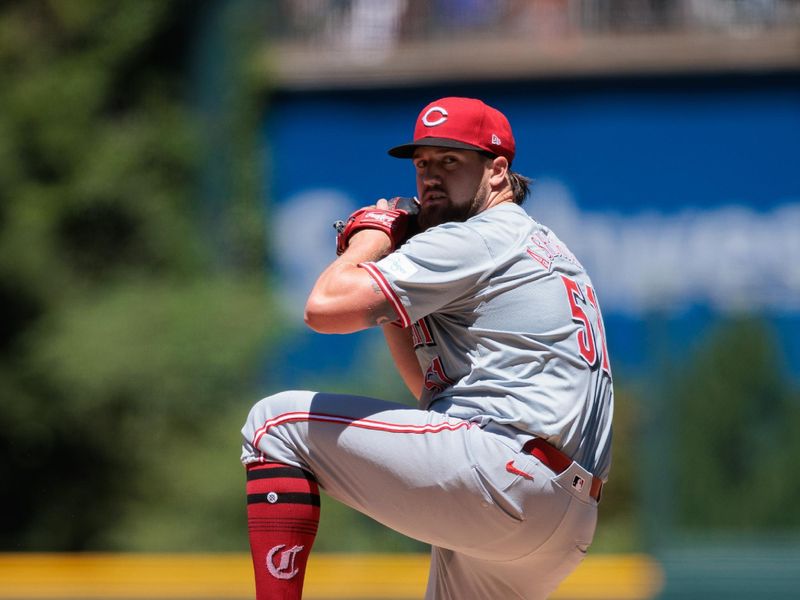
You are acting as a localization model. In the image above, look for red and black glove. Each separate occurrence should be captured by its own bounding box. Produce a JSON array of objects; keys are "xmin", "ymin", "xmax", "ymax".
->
[{"xmin": 334, "ymin": 197, "xmax": 419, "ymax": 256}]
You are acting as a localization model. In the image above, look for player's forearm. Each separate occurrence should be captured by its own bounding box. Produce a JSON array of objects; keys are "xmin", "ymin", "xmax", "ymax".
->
[
  {"xmin": 305, "ymin": 231, "xmax": 395, "ymax": 333},
  {"xmin": 382, "ymin": 323, "xmax": 423, "ymax": 400}
]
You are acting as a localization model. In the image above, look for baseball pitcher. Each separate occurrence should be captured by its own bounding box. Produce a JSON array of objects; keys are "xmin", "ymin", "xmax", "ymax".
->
[{"xmin": 241, "ymin": 97, "xmax": 614, "ymax": 599}]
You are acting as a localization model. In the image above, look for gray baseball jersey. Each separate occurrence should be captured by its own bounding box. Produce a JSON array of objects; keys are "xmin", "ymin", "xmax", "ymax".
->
[{"xmin": 362, "ymin": 202, "xmax": 613, "ymax": 481}]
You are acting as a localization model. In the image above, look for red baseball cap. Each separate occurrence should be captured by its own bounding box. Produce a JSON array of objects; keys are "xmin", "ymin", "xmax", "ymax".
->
[{"xmin": 388, "ymin": 97, "xmax": 516, "ymax": 164}]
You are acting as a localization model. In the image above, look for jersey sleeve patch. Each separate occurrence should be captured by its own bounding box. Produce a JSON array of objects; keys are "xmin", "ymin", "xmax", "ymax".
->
[
  {"xmin": 376, "ymin": 252, "xmax": 419, "ymax": 280},
  {"xmin": 361, "ymin": 221, "xmax": 495, "ymax": 326}
]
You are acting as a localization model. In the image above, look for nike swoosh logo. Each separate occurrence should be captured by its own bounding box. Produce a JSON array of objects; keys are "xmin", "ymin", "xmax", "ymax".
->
[{"xmin": 506, "ymin": 460, "xmax": 534, "ymax": 480}]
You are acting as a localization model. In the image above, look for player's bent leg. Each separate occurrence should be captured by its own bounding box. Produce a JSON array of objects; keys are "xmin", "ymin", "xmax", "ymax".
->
[
  {"xmin": 240, "ymin": 390, "xmax": 597, "ymax": 598},
  {"xmin": 242, "ymin": 391, "xmax": 331, "ymax": 600},
  {"xmin": 241, "ymin": 389, "xmax": 510, "ymax": 553},
  {"xmin": 241, "ymin": 390, "xmax": 320, "ymax": 469}
]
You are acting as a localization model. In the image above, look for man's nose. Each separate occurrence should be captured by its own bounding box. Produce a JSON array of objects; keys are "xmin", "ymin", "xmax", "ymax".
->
[{"xmin": 421, "ymin": 167, "xmax": 442, "ymax": 186}]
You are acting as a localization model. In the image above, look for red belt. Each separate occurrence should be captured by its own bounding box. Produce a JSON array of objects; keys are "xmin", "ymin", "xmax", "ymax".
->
[{"xmin": 523, "ymin": 438, "xmax": 603, "ymax": 502}]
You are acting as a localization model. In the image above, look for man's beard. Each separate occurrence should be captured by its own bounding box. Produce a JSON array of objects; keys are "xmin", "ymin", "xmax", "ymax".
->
[{"xmin": 417, "ymin": 181, "xmax": 490, "ymax": 231}]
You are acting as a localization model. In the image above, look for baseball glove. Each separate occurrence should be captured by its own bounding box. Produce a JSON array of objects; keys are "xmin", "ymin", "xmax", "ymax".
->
[{"xmin": 334, "ymin": 196, "xmax": 420, "ymax": 256}]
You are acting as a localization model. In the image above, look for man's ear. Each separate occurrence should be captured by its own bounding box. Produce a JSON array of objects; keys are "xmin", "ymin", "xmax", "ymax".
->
[{"xmin": 489, "ymin": 156, "xmax": 509, "ymax": 188}]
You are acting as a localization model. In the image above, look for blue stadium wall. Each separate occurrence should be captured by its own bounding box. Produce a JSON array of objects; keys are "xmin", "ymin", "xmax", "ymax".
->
[{"xmin": 262, "ymin": 73, "xmax": 800, "ymax": 387}]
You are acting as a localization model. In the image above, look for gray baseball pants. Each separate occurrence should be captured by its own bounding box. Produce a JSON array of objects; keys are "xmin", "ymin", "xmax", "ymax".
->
[{"xmin": 241, "ymin": 390, "xmax": 598, "ymax": 599}]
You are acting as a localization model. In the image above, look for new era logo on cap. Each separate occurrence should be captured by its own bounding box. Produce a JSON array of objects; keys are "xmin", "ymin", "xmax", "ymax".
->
[{"xmin": 388, "ymin": 97, "xmax": 516, "ymax": 163}]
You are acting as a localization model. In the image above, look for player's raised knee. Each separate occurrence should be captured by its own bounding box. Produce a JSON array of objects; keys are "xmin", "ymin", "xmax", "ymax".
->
[{"xmin": 245, "ymin": 390, "xmax": 315, "ymax": 425}]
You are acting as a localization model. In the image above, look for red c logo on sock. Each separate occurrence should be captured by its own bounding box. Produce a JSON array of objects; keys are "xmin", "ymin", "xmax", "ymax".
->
[{"xmin": 267, "ymin": 544, "xmax": 304, "ymax": 580}]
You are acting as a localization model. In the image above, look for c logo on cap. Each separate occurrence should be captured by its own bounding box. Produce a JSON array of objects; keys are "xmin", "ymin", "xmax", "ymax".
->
[{"xmin": 421, "ymin": 106, "xmax": 448, "ymax": 127}]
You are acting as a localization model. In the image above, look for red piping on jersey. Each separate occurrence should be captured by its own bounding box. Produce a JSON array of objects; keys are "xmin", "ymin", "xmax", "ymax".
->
[
  {"xmin": 251, "ymin": 411, "xmax": 473, "ymax": 451},
  {"xmin": 359, "ymin": 262, "xmax": 412, "ymax": 328}
]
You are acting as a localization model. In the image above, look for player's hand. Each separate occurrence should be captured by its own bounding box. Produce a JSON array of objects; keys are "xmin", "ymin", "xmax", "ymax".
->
[{"xmin": 334, "ymin": 197, "xmax": 420, "ymax": 256}]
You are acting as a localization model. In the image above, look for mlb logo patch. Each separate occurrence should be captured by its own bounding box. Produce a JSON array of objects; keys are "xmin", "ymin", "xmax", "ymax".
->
[{"xmin": 572, "ymin": 475, "xmax": 585, "ymax": 492}]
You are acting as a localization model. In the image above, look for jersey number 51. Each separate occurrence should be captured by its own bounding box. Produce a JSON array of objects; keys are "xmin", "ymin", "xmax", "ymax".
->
[{"xmin": 561, "ymin": 275, "xmax": 612, "ymax": 379}]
